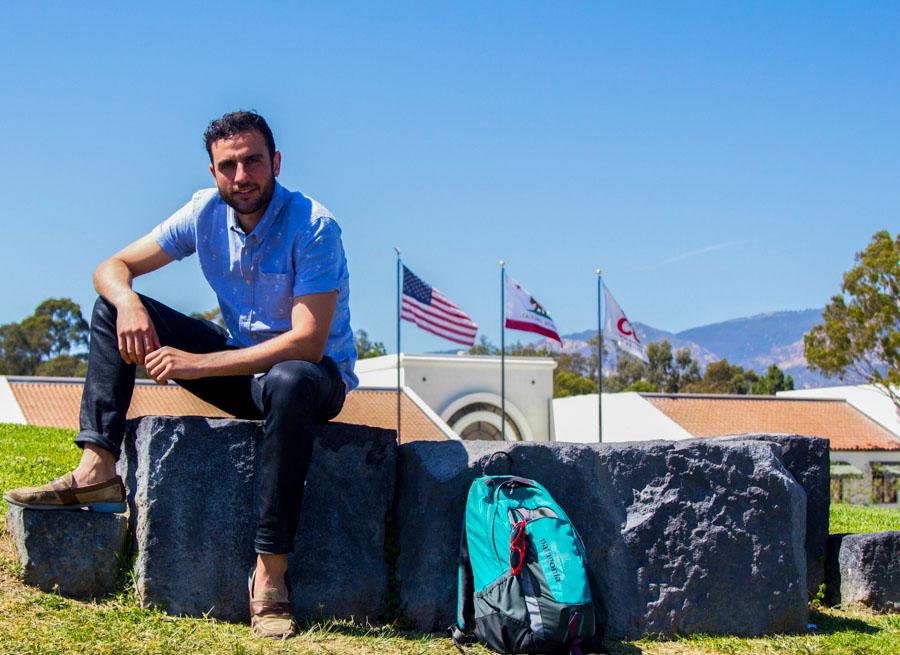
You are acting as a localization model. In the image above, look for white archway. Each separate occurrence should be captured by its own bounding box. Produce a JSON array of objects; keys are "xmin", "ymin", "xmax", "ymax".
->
[{"xmin": 440, "ymin": 392, "xmax": 534, "ymax": 442}]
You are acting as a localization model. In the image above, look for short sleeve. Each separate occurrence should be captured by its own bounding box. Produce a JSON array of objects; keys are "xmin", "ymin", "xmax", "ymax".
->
[
  {"xmin": 292, "ymin": 217, "xmax": 345, "ymax": 297},
  {"xmin": 151, "ymin": 195, "xmax": 200, "ymax": 261}
]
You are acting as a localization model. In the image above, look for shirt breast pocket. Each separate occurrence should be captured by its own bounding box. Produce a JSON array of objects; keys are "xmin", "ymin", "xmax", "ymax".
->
[{"xmin": 256, "ymin": 271, "xmax": 293, "ymax": 323}]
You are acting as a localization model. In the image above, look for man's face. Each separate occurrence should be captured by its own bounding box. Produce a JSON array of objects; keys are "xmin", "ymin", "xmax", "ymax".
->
[{"xmin": 209, "ymin": 129, "xmax": 282, "ymax": 219}]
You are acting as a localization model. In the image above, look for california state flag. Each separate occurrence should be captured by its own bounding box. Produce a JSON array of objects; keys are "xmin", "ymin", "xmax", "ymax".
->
[
  {"xmin": 505, "ymin": 274, "xmax": 562, "ymax": 344},
  {"xmin": 603, "ymin": 284, "xmax": 648, "ymax": 362}
]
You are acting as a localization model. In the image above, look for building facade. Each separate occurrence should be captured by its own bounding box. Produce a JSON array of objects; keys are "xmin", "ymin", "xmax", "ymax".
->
[{"xmin": 356, "ymin": 354, "xmax": 556, "ymax": 441}]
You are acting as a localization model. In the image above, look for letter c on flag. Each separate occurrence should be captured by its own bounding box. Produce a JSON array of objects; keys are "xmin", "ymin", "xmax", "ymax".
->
[{"xmin": 617, "ymin": 318, "xmax": 634, "ymax": 337}]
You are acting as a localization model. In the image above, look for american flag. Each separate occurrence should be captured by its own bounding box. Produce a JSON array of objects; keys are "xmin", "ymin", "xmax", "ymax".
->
[{"xmin": 401, "ymin": 265, "xmax": 478, "ymax": 346}]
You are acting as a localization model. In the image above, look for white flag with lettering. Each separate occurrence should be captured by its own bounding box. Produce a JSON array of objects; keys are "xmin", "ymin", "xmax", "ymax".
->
[{"xmin": 603, "ymin": 284, "xmax": 647, "ymax": 362}]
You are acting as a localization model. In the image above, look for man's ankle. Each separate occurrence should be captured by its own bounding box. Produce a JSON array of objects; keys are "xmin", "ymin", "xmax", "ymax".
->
[
  {"xmin": 254, "ymin": 554, "xmax": 289, "ymax": 594},
  {"xmin": 72, "ymin": 466, "xmax": 116, "ymax": 486},
  {"xmin": 72, "ymin": 444, "xmax": 118, "ymax": 486}
]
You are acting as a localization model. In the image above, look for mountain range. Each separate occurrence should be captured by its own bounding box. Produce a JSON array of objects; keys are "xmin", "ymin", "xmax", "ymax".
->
[{"xmin": 547, "ymin": 308, "xmax": 858, "ymax": 389}]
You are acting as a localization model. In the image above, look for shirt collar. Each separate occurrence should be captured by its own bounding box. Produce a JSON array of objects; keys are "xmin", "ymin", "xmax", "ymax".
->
[{"xmin": 226, "ymin": 181, "xmax": 288, "ymax": 243}]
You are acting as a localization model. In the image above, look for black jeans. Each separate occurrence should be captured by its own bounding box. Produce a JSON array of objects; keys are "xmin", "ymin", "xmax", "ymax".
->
[{"xmin": 75, "ymin": 295, "xmax": 346, "ymax": 554}]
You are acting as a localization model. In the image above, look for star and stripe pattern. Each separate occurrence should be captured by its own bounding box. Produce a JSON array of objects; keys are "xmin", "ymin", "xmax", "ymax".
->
[{"xmin": 401, "ymin": 265, "xmax": 478, "ymax": 346}]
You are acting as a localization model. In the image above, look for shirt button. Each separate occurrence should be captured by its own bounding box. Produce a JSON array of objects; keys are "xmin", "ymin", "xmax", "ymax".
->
[{"xmin": 245, "ymin": 280, "xmax": 251, "ymax": 285}]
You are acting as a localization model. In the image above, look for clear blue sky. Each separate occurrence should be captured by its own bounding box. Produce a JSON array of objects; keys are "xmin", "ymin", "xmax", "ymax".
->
[{"xmin": 2, "ymin": 3, "xmax": 897, "ymax": 353}]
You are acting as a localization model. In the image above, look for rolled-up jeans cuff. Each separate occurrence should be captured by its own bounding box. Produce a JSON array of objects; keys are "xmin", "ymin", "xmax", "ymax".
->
[
  {"xmin": 74, "ymin": 430, "xmax": 122, "ymax": 460},
  {"xmin": 254, "ymin": 535, "xmax": 292, "ymax": 555}
]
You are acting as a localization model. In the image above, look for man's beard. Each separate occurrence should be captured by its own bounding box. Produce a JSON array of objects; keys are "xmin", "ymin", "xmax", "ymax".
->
[{"xmin": 219, "ymin": 173, "xmax": 276, "ymax": 217}]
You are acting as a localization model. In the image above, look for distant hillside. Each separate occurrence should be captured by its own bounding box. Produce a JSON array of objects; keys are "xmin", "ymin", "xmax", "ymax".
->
[
  {"xmin": 676, "ymin": 309, "xmax": 823, "ymax": 370},
  {"xmin": 551, "ymin": 308, "xmax": 860, "ymax": 389},
  {"xmin": 557, "ymin": 323, "xmax": 717, "ymax": 367},
  {"xmin": 432, "ymin": 307, "xmax": 861, "ymax": 389}
]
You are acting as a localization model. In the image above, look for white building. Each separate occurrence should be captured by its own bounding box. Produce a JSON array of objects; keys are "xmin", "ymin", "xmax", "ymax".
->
[
  {"xmin": 551, "ymin": 393, "xmax": 692, "ymax": 443},
  {"xmin": 356, "ymin": 354, "xmax": 556, "ymax": 441},
  {"xmin": 778, "ymin": 385, "xmax": 900, "ymax": 505}
]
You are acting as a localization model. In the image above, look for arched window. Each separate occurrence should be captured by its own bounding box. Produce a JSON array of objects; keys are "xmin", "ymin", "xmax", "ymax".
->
[{"xmin": 447, "ymin": 403, "xmax": 522, "ymax": 442}]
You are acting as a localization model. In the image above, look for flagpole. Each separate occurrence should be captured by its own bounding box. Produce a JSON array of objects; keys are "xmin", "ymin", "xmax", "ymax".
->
[
  {"xmin": 395, "ymin": 247, "xmax": 402, "ymax": 442},
  {"xmin": 500, "ymin": 260, "xmax": 506, "ymax": 442},
  {"xmin": 596, "ymin": 268, "xmax": 603, "ymax": 443}
]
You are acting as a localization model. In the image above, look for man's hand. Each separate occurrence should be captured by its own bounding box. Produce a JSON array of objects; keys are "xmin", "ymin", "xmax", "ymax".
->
[
  {"xmin": 94, "ymin": 233, "xmax": 174, "ymax": 366},
  {"xmin": 116, "ymin": 301, "xmax": 161, "ymax": 365},
  {"xmin": 144, "ymin": 347, "xmax": 207, "ymax": 384}
]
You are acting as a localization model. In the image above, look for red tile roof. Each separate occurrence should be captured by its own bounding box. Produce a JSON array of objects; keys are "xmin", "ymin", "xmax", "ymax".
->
[
  {"xmin": 644, "ymin": 394, "xmax": 900, "ymax": 451},
  {"xmin": 8, "ymin": 379, "xmax": 446, "ymax": 443}
]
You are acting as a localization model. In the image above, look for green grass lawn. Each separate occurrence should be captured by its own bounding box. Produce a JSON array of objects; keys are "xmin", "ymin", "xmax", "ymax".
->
[
  {"xmin": 1, "ymin": 423, "xmax": 898, "ymax": 654},
  {"xmin": 830, "ymin": 502, "xmax": 900, "ymax": 534}
]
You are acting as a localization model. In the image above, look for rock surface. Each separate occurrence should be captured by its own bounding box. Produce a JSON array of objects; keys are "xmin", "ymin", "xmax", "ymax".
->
[
  {"xmin": 826, "ymin": 531, "xmax": 900, "ymax": 612},
  {"xmin": 6, "ymin": 505, "xmax": 127, "ymax": 598},
  {"xmin": 120, "ymin": 416, "xmax": 397, "ymax": 623},
  {"xmin": 396, "ymin": 439, "xmax": 809, "ymax": 639},
  {"xmin": 717, "ymin": 433, "xmax": 830, "ymax": 596}
]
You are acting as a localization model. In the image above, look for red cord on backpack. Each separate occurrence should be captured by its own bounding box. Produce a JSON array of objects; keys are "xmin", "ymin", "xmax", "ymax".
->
[{"xmin": 509, "ymin": 520, "xmax": 527, "ymax": 576}]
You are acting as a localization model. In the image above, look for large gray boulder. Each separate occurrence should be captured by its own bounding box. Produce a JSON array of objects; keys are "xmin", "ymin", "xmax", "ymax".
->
[
  {"xmin": 6, "ymin": 505, "xmax": 128, "ymax": 598},
  {"xmin": 396, "ymin": 439, "xmax": 808, "ymax": 639},
  {"xmin": 826, "ymin": 531, "xmax": 900, "ymax": 612},
  {"xmin": 120, "ymin": 416, "xmax": 397, "ymax": 623},
  {"xmin": 717, "ymin": 434, "xmax": 830, "ymax": 596}
]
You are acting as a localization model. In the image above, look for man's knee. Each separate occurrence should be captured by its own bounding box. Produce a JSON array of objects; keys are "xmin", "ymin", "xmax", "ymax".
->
[
  {"xmin": 262, "ymin": 360, "xmax": 323, "ymax": 410},
  {"xmin": 92, "ymin": 295, "xmax": 116, "ymax": 321}
]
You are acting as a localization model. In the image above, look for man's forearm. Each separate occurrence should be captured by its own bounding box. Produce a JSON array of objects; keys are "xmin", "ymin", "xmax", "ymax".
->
[
  {"xmin": 194, "ymin": 330, "xmax": 325, "ymax": 377},
  {"xmin": 94, "ymin": 258, "xmax": 141, "ymax": 309}
]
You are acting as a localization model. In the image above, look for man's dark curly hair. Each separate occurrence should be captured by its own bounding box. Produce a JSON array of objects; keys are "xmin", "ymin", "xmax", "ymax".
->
[{"xmin": 203, "ymin": 111, "xmax": 276, "ymax": 163}]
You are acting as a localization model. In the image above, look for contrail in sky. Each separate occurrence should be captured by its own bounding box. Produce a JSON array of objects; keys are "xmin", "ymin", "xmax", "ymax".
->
[{"xmin": 658, "ymin": 240, "xmax": 748, "ymax": 266}]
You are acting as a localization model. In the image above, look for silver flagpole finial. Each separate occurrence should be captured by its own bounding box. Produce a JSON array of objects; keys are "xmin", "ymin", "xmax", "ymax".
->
[
  {"xmin": 499, "ymin": 260, "xmax": 505, "ymax": 268},
  {"xmin": 596, "ymin": 267, "xmax": 602, "ymax": 276}
]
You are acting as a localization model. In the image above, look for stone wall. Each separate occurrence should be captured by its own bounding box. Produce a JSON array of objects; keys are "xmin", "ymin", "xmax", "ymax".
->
[
  {"xmin": 826, "ymin": 531, "xmax": 900, "ymax": 612},
  {"xmin": 9, "ymin": 419, "xmax": 828, "ymax": 640},
  {"xmin": 716, "ymin": 434, "xmax": 830, "ymax": 596},
  {"xmin": 6, "ymin": 506, "xmax": 127, "ymax": 599},
  {"xmin": 396, "ymin": 438, "xmax": 810, "ymax": 639},
  {"xmin": 120, "ymin": 416, "xmax": 397, "ymax": 623}
]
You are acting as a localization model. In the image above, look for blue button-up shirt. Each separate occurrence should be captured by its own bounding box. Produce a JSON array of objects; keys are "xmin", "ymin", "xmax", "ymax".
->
[{"xmin": 152, "ymin": 182, "xmax": 358, "ymax": 390}]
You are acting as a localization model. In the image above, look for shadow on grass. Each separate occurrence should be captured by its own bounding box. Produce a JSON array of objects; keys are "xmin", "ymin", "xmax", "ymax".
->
[
  {"xmin": 300, "ymin": 619, "xmax": 644, "ymax": 654},
  {"xmin": 313, "ymin": 622, "xmax": 647, "ymax": 655},
  {"xmin": 809, "ymin": 608, "xmax": 881, "ymax": 636},
  {"xmin": 600, "ymin": 642, "xmax": 644, "ymax": 654}
]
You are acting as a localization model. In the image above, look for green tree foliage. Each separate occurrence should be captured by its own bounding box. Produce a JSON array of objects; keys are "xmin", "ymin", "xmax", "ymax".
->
[
  {"xmin": 0, "ymin": 299, "xmax": 89, "ymax": 376},
  {"xmin": 750, "ymin": 364, "xmax": 795, "ymax": 395},
  {"xmin": 504, "ymin": 340, "xmax": 552, "ymax": 358},
  {"xmin": 804, "ymin": 230, "xmax": 899, "ymax": 408},
  {"xmin": 605, "ymin": 340, "xmax": 700, "ymax": 393},
  {"xmin": 34, "ymin": 354, "xmax": 88, "ymax": 377},
  {"xmin": 644, "ymin": 341, "xmax": 674, "ymax": 391},
  {"xmin": 682, "ymin": 359, "xmax": 759, "ymax": 395},
  {"xmin": 554, "ymin": 371, "xmax": 596, "ymax": 397},
  {"xmin": 585, "ymin": 335, "xmax": 607, "ymax": 382},
  {"xmin": 354, "ymin": 329, "xmax": 387, "ymax": 359},
  {"xmin": 603, "ymin": 349, "xmax": 647, "ymax": 392},
  {"xmin": 467, "ymin": 335, "xmax": 499, "ymax": 356},
  {"xmin": 33, "ymin": 299, "xmax": 89, "ymax": 357},
  {"xmin": 468, "ymin": 337, "xmax": 598, "ymax": 398},
  {"xmin": 675, "ymin": 347, "xmax": 702, "ymax": 389},
  {"xmin": 623, "ymin": 379, "xmax": 658, "ymax": 393}
]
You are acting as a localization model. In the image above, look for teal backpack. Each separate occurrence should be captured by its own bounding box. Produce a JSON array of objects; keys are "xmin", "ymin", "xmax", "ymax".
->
[{"xmin": 451, "ymin": 453, "xmax": 597, "ymax": 654}]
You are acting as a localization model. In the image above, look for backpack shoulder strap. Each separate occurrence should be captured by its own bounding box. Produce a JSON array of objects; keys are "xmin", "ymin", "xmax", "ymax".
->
[
  {"xmin": 484, "ymin": 450, "xmax": 513, "ymax": 475},
  {"xmin": 453, "ymin": 509, "xmax": 476, "ymax": 640}
]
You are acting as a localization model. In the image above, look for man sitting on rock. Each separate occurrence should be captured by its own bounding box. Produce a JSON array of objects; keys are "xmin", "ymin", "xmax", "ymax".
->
[{"xmin": 4, "ymin": 110, "xmax": 358, "ymax": 640}]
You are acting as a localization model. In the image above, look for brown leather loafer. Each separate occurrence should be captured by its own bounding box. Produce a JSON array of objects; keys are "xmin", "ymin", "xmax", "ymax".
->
[
  {"xmin": 3, "ymin": 472, "xmax": 126, "ymax": 513},
  {"xmin": 248, "ymin": 567, "xmax": 297, "ymax": 640}
]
